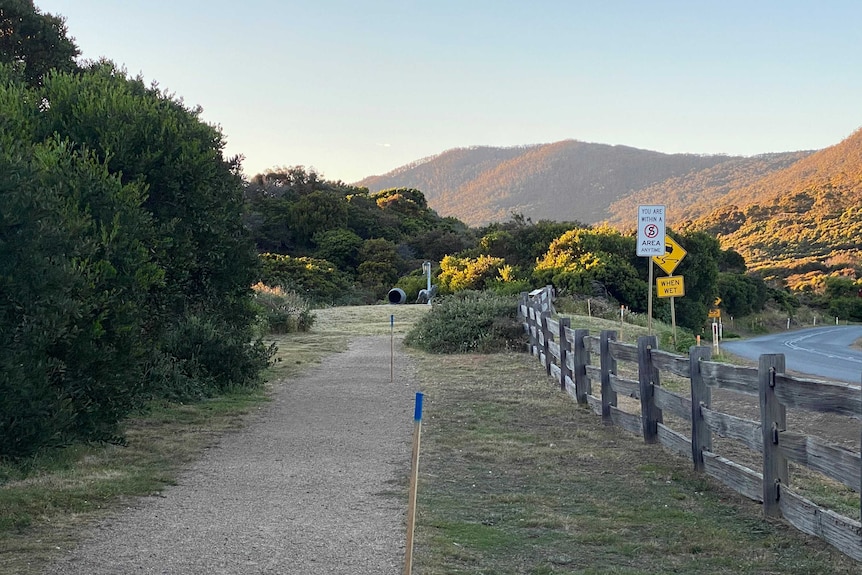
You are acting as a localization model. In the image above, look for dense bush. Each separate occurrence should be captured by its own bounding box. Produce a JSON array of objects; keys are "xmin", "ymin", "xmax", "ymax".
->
[
  {"xmin": 251, "ymin": 283, "xmax": 315, "ymax": 334},
  {"xmin": 1, "ymin": 81, "xmax": 160, "ymax": 455},
  {"xmin": 404, "ymin": 291, "xmax": 526, "ymax": 353},
  {"xmin": 1, "ymin": 55, "xmax": 269, "ymax": 458}
]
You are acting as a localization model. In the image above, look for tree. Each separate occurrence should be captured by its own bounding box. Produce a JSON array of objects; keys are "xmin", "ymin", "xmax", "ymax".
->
[
  {"xmin": 479, "ymin": 216, "xmax": 583, "ymax": 268},
  {"xmin": 313, "ymin": 228, "xmax": 363, "ymax": 273},
  {"xmin": 0, "ymin": 0, "xmax": 79, "ymax": 86},
  {"xmin": 670, "ymin": 231, "xmax": 721, "ymax": 330},
  {"xmin": 357, "ymin": 238, "xmax": 400, "ymax": 298},
  {"xmin": 717, "ymin": 273, "xmax": 769, "ymax": 317},
  {"xmin": 533, "ymin": 226, "xmax": 648, "ymax": 310}
]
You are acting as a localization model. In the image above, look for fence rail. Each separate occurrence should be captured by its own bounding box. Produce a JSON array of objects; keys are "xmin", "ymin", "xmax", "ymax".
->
[{"xmin": 519, "ymin": 286, "xmax": 862, "ymax": 562}]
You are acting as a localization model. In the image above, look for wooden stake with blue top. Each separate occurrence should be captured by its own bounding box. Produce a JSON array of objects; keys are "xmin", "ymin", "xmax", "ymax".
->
[{"xmin": 403, "ymin": 392, "xmax": 423, "ymax": 575}]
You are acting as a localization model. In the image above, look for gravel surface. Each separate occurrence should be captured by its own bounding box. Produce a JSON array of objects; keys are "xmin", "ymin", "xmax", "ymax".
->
[{"xmin": 45, "ymin": 336, "xmax": 417, "ymax": 574}]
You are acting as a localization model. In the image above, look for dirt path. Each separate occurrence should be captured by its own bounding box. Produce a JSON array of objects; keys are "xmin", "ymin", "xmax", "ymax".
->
[{"xmin": 45, "ymin": 336, "xmax": 417, "ymax": 574}]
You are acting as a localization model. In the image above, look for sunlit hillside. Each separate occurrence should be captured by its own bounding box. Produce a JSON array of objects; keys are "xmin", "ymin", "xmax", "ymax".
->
[
  {"xmin": 356, "ymin": 140, "xmax": 750, "ymax": 225},
  {"xmin": 682, "ymin": 128, "xmax": 862, "ymax": 287}
]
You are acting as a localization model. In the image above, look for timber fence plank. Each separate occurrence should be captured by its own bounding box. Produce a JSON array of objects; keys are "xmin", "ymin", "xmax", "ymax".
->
[
  {"xmin": 700, "ymin": 361, "xmax": 758, "ymax": 396},
  {"xmin": 774, "ymin": 374, "xmax": 862, "ymax": 420},
  {"xmin": 609, "ymin": 374, "xmax": 640, "ymax": 399},
  {"xmin": 778, "ymin": 432, "xmax": 861, "ymax": 492},
  {"xmin": 779, "ymin": 487, "xmax": 862, "ymax": 562},
  {"xmin": 653, "ymin": 386, "xmax": 692, "ymax": 421},
  {"xmin": 586, "ymin": 394, "xmax": 602, "ymax": 416},
  {"xmin": 608, "ymin": 339, "xmax": 638, "ymax": 363},
  {"xmin": 548, "ymin": 340, "xmax": 561, "ymax": 364},
  {"xmin": 701, "ymin": 407, "xmax": 762, "ymax": 454},
  {"xmin": 550, "ymin": 363, "xmax": 562, "ymax": 383},
  {"xmin": 658, "ymin": 423, "xmax": 691, "ymax": 459},
  {"xmin": 651, "ymin": 349, "xmax": 691, "ymax": 378},
  {"xmin": 609, "ymin": 405, "xmax": 643, "ymax": 437},
  {"xmin": 703, "ymin": 451, "xmax": 763, "ymax": 502}
]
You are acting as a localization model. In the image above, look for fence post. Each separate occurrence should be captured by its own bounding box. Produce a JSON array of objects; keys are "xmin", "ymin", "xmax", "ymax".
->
[
  {"xmin": 759, "ymin": 353, "xmax": 787, "ymax": 518},
  {"xmin": 573, "ymin": 329, "xmax": 591, "ymax": 404},
  {"xmin": 559, "ymin": 318, "xmax": 572, "ymax": 392},
  {"xmin": 527, "ymin": 304, "xmax": 538, "ymax": 357},
  {"xmin": 519, "ymin": 293, "xmax": 530, "ymax": 352},
  {"xmin": 600, "ymin": 330, "xmax": 618, "ymax": 424},
  {"xmin": 541, "ymin": 312, "xmax": 552, "ymax": 376},
  {"xmin": 638, "ymin": 335, "xmax": 662, "ymax": 443},
  {"xmin": 689, "ymin": 345, "xmax": 712, "ymax": 471}
]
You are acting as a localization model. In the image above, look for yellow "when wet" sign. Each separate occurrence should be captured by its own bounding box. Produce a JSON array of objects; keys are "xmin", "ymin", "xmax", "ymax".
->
[{"xmin": 656, "ymin": 275, "xmax": 685, "ymax": 298}]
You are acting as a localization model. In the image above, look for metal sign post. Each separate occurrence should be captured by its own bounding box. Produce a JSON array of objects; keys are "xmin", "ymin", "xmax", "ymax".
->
[{"xmin": 653, "ymin": 236, "xmax": 686, "ymax": 347}]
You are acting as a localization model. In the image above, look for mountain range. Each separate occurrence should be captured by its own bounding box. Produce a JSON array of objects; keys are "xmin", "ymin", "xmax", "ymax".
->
[{"xmin": 356, "ymin": 129, "xmax": 862, "ymax": 285}]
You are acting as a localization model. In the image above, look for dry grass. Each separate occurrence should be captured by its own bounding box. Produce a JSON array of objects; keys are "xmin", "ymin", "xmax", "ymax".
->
[{"xmin": 411, "ymin": 349, "xmax": 861, "ymax": 574}]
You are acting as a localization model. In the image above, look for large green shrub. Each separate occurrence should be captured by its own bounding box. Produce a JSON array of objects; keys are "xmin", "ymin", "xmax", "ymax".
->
[
  {"xmin": 0, "ymin": 59, "xmax": 269, "ymax": 458},
  {"xmin": 1, "ymin": 88, "xmax": 161, "ymax": 455},
  {"xmin": 404, "ymin": 292, "xmax": 526, "ymax": 353}
]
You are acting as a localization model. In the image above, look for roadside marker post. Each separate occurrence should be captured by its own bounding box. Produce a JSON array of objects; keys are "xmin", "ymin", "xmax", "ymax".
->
[
  {"xmin": 391, "ymin": 314, "xmax": 395, "ymax": 383},
  {"xmin": 403, "ymin": 392, "xmax": 424, "ymax": 575}
]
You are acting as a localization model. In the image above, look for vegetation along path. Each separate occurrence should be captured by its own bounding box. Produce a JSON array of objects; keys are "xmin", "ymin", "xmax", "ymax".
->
[{"xmin": 45, "ymin": 334, "xmax": 418, "ymax": 574}]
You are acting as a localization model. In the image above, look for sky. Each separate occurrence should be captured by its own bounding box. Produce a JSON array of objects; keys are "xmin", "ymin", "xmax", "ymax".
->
[{"xmin": 35, "ymin": 1, "xmax": 862, "ymax": 183}]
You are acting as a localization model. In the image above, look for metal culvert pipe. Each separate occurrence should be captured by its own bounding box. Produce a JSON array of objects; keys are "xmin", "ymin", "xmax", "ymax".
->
[{"xmin": 387, "ymin": 288, "xmax": 407, "ymax": 304}]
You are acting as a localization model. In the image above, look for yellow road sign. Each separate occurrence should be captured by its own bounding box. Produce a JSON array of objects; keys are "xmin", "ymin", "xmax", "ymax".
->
[
  {"xmin": 656, "ymin": 275, "xmax": 685, "ymax": 298},
  {"xmin": 708, "ymin": 309, "xmax": 721, "ymax": 319},
  {"xmin": 653, "ymin": 235, "xmax": 687, "ymax": 275}
]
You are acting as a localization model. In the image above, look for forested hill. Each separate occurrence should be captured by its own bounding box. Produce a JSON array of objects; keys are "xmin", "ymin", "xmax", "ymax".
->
[
  {"xmin": 355, "ymin": 140, "xmax": 809, "ymax": 226},
  {"xmin": 681, "ymin": 128, "xmax": 862, "ymax": 287},
  {"xmin": 604, "ymin": 151, "xmax": 812, "ymax": 229}
]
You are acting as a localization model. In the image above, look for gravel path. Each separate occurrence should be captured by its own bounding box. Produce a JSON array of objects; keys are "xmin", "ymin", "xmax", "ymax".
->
[{"xmin": 45, "ymin": 336, "xmax": 417, "ymax": 574}]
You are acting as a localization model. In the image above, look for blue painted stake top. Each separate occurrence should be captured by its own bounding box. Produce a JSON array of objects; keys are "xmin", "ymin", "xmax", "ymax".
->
[
  {"xmin": 414, "ymin": 392, "xmax": 424, "ymax": 421},
  {"xmin": 391, "ymin": 314, "xmax": 394, "ymax": 328}
]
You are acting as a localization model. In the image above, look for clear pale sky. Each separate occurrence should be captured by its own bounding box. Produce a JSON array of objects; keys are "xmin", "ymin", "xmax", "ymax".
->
[{"xmin": 35, "ymin": 0, "xmax": 862, "ymax": 183}]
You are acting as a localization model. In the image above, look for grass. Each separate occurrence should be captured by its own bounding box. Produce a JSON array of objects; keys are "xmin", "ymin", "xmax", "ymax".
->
[{"xmin": 410, "ymin": 350, "xmax": 861, "ymax": 574}]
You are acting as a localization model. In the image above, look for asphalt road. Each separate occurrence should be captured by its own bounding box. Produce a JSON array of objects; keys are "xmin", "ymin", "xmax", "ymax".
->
[{"xmin": 722, "ymin": 326, "xmax": 862, "ymax": 384}]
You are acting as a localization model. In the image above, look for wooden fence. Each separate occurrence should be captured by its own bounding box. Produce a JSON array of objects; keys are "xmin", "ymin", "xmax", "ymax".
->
[{"xmin": 519, "ymin": 286, "xmax": 862, "ymax": 562}]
